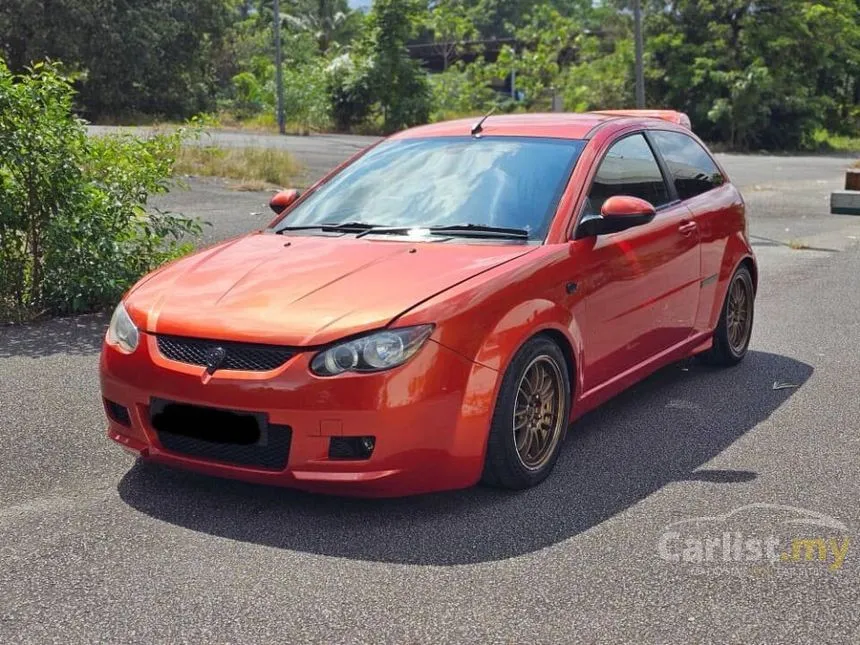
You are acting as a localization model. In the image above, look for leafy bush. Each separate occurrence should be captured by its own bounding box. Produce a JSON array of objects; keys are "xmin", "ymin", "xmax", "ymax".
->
[
  {"xmin": 327, "ymin": 53, "xmax": 375, "ymax": 131},
  {"xmin": 230, "ymin": 70, "xmax": 272, "ymax": 118},
  {"xmin": 0, "ymin": 60, "xmax": 199, "ymax": 322},
  {"xmin": 429, "ymin": 60, "xmax": 498, "ymax": 121},
  {"xmin": 281, "ymin": 59, "xmax": 333, "ymax": 133},
  {"xmin": 225, "ymin": 54, "xmax": 332, "ymax": 133},
  {"xmin": 563, "ymin": 38, "xmax": 634, "ymax": 112}
]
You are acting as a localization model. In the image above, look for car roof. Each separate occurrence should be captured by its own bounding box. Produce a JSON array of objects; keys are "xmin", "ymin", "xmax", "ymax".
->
[{"xmin": 390, "ymin": 111, "xmax": 691, "ymax": 141}]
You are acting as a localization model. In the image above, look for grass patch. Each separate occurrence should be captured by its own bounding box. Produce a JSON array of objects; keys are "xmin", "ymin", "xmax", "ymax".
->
[
  {"xmin": 174, "ymin": 146, "xmax": 303, "ymax": 188},
  {"xmin": 810, "ymin": 129, "xmax": 860, "ymax": 153},
  {"xmin": 824, "ymin": 135, "xmax": 860, "ymax": 153},
  {"xmin": 103, "ymin": 111, "xmax": 327, "ymax": 136},
  {"xmin": 231, "ymin": 179, "xmax": 273, "ymax": 192},
  {"xmin": 214, "ymin": 111, "xmax": 278, "ymax": 133},
  {"xmin": 211, "ymin": 111, "xmax": 333, "ymax": 136}
]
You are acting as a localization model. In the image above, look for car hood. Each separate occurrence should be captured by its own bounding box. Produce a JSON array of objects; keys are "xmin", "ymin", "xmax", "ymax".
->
[{"xmin": 125, "ymin": 232, "xmax": 535, "ymax": 346}]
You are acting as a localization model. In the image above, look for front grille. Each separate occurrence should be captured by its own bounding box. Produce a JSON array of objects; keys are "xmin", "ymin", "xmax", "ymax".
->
[
  {"xmin": 156, "ymin": 334, "xmax": 296, "ymax": 372},
  {"xmin": 151, "ymin": 399, "xmax": 291, "ymax": 470}
]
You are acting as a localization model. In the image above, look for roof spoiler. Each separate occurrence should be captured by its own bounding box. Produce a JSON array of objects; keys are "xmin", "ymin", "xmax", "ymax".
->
[{"xmin": 592, "ymin": 110, "xmax": 692, "ymax": 129}]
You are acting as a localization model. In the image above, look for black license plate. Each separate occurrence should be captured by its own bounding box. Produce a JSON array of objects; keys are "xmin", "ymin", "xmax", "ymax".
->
[{"xmin": 149, "ymin": 398, "xmax": 268, "ymax": 446}]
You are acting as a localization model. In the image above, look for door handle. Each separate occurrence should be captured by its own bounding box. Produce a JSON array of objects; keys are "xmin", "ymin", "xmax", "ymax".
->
[{"xmin": 678, "ymin": 220, "xmax": 698, "ymax": 236}]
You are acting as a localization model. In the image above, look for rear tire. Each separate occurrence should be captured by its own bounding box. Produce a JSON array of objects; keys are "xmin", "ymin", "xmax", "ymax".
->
[
  {"xmin": 700, "ymin": 265, "xmax": 754, "ymax": 366},
  {"xmin": 482, "ymin": 336, "xmax": 571, "ymax": 490}
]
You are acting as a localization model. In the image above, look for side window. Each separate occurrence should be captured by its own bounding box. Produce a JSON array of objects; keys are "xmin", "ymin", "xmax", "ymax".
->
[
  {"xmin": 650, "ymin": 130, "xmax": 725, "ymax": 200},
  {"xmin": 584, "ymin": 134, "xmax": 670, "ymax": 216}
]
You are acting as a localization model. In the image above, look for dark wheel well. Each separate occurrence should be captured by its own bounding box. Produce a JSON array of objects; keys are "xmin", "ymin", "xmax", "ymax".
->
[
  {"xmin": 739, "ymin": 257, "xmax": 757, "ymax": 294},
  {"xmin": 535, "ymin": 329, "xmax": 576, "ymax": 398}
]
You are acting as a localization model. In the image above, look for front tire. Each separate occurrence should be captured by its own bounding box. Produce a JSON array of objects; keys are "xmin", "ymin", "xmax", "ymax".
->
[
  {"xmin": 482, "ymin": 336, "xmax": 571, "ymax": 490},
  {"xmin": 701, "ymin": 265, "xmax": 754, "ymax": 366}
]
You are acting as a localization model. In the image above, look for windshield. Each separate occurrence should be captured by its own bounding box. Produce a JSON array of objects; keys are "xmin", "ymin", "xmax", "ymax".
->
[{"xmin": 276, "ymin": 136, "xmax": 586, "ymax": 241}]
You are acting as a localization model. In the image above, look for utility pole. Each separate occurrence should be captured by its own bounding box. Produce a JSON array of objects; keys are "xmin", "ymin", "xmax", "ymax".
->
[
  {"xmin": 273, "ymin": 0, "xmax": 286, "ymax": 134},
  {"xmin": 633, "ymin": 0, "xmax": 645, "ymax": 108}
]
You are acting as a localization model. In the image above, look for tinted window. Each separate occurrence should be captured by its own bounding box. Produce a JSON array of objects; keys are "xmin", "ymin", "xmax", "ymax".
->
[
  {"xmin": 584, "ymin": 134, "xmax": 670, "ymax": 216},
  {"xmin": 279, "ymin": 136, "xmax": 586, "ymax": 241},
  {"xmin": 651, "ymin": 130, "xmax": 724, "ymax": 200}
]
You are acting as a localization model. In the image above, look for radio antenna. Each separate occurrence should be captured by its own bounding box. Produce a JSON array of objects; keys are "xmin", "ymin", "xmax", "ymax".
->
[{"xmin": 470, "ymin": 107, "xmax": 496, "ymax": 137}]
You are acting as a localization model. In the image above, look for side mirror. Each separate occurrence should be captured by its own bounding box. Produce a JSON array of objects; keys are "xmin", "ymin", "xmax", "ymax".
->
[
  {"xmin": 269, "ymin": 189, "xmax": 300, "ymax": 215},
  {"xmin": 575, "ymin": 195, "xmax": 656, "ymax": 238}
]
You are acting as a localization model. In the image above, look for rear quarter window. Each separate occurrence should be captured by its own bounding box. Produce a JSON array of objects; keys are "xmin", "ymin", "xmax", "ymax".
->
[{"xmin": 650, "ymin": 130, "xmax": 725, "ymax": 200}]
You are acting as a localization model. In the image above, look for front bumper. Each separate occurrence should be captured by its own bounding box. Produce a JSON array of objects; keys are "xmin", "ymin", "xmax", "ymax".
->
[{"xmin": 100, "ymin": 331, "xmax": 498, "ymax": 496}]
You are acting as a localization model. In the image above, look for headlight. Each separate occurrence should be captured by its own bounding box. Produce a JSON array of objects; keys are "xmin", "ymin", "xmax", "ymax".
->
[
  {"xmin": 310, "ymin": 325, "xmax": 434, "ymax": 376},
  {"xmin": 106, "ymin": 302, "xmax": 139, "ymax": 353}
]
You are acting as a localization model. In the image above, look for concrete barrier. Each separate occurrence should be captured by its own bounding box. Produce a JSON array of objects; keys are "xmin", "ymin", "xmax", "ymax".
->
[{"xmin": 831, "ymin": 190, "xmax": 860, "ymax": 215}]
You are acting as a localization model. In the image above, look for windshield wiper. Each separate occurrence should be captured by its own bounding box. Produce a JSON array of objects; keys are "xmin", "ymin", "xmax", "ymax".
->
[
  {"xmin": 357, "ymin": 223, "xmax": 530, "ymax": 240},
  {"xmin": 276, "ymin": 221, "xmax": 380, "ymax": 234},
  {"xmin": 429, "ymin": 224, "xmax": 530, "ymax": 239},
  {"xmin": 278, "ymin": 221, "xmax": 531, "ymax": 240}
]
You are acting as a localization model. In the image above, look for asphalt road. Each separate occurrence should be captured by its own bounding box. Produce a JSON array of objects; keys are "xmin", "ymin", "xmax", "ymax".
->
[{"xmin": 2, "ymin": 135, "xmax": 860, "ymax": 643}]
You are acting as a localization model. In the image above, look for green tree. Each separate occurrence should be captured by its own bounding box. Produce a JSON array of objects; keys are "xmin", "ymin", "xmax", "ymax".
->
[
  {"xmin": 282, "ymin": 0, "xmax": 364, "ymax": 53},
  {"xmin": 638, "ymin": 0, "xmax": 860, "ymax": 148},
  {"xmin": 491, "ymin": 5, "xmax": 582, "ymax": 107},
  {"xmin": 425, "ymin": 0, "xmax": 480, "ymax": 70},
  {"xmin": 563, "ymin": 36, "xmax": 635, "ymax": 112},
  {"xmin": 0, "ymin": 0, "xmax": 233, "ymax": 120},
  {"xmin": 360, "ymin": 0, "xmax": 431, "ymax": 132}
]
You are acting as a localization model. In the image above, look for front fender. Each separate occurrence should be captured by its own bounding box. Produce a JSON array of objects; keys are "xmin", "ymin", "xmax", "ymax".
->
[
  {"xmin": 394, "ymin": 244, "xmax": 584, "ymax": 424},
  {"xmin": 476, "ymin": 299, "xmax": 580, "ymax": 369},
  {"xmin": 431, "ymin": 298, "xmax": 583, "ymax": 470},
  {"xmin": 435, "ymin": 298, "xmax": 584, "ymax": 411}
]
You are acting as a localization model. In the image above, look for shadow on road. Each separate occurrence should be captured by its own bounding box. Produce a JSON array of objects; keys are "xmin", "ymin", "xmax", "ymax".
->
[
  {"xmin": 0, "ymin": 312, "xmax": 107, "ymax": 358},
  {"xmin": 118, "ymin": 350, "xmax": 812, "ymax": 565}
]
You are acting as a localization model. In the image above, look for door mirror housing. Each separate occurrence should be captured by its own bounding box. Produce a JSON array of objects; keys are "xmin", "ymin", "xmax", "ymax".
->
[
  {"xmin": 269, "ymin": 189, "xmax": 301, "ymax": 215},
  {"xmin": 268, "ymin": 189, "xmax": 301, "ymax": 227},
  {"xmin": 601, "ymin": 195, "xmax": 657, "ymax": 221},
  {"xmin": 575, "ymin": 195, "xmax": 657, "ymax": 238}
]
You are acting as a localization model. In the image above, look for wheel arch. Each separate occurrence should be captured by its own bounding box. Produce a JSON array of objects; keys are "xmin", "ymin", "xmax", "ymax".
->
[
  {"xmin": 702, "ymin": 234, "xmax": 757, "ymax": 332},
  {"xmin": 738, "ymin": 255, "xmax": 758, "ymax": 294},
  {"xmin": 467, "ymin": 298, "xmax": 583, "ymax": 403},
  {"xmin": 533, "ymin": 328, "xmax": 578, "ymax": 401},
  {"xmin": 478, "ymin": 326, "xmax": 577, "ymax": 489}
]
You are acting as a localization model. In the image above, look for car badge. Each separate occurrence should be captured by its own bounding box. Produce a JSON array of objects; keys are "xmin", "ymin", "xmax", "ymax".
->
[{"xmin": 204, "ymin": 346, "xmax": 227, "ymax": 375}]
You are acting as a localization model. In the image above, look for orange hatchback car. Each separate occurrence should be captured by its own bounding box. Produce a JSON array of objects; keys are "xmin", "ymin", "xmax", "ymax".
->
[{"xmin": 100, "ymin": 111, "xmax": 756, "ymax": 496}]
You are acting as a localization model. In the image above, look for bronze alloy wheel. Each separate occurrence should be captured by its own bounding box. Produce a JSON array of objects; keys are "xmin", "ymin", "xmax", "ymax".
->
[
  {"xmin": 699, "ymin": 264, "xmax": 754, "ymax": 367},
  {"xmin": 726, "ymin": 274, "xmax": 753, "ymax": 355},
  {"xmin": 513, "ymin": 355, "xmax": 565, "ymax": 471}
]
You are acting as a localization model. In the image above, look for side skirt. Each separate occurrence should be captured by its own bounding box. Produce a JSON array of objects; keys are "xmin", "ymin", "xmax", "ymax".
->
[{"xmin": 571, "ymin": 330, "xmax": 713, "ymax": 420}]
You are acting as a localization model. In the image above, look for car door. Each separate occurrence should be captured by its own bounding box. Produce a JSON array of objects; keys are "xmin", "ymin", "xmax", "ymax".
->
[
  {"xmin": 573, "ymin": 133, "xmax": 701, "ymax": 393},
  {"xmin": 648, "ymin": 129, "xmax": 746, "ymax": 334}
]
